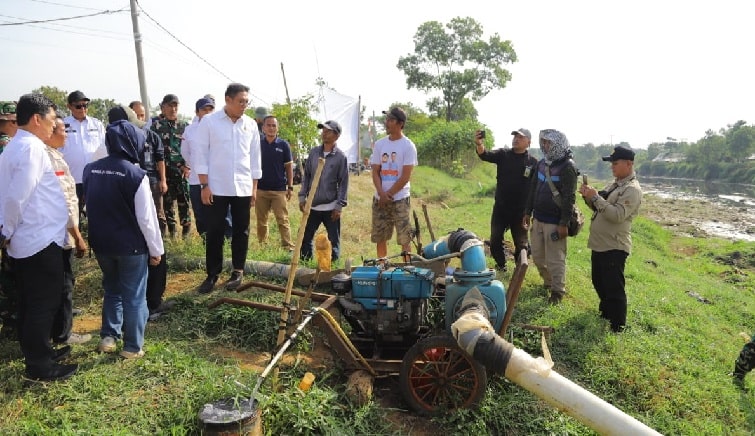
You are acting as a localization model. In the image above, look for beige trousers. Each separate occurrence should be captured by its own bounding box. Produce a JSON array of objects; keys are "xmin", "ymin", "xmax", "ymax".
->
[
  {"xmin": 255, "ymin": 189, "xmax": 293, "ymax": 249},
  {"xmin": 530, "ymin": 218, "xmax": 568, "ymax": 296}
]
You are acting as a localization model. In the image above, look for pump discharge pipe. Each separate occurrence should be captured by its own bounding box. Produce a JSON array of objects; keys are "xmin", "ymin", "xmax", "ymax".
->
[{"xmin": 451, "ymin": 288, "xmax": 661, "ymax": 436}]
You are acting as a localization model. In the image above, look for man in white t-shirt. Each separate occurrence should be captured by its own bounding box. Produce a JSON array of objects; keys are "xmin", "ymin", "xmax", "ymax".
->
[{"xmin": 370, "ymin": 107, "xmax": 418, "ymax": 259}]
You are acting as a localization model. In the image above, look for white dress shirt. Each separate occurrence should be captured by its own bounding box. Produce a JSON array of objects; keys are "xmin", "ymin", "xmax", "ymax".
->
[
  {"xmin": 134, "ymin": 175, "xmax": 165, "ymax": 257},
  {"xmin": 0, "ymin": 130, "xmax": 68, "ymax": 259},
  {"xmin": 181, "ymin": 121, "xmax": 200, "ymax": 185},
  {"xmin": 192, "ymin": 108, "xmax": 262, "ymax": 197},
  {"xmin": 61, "ymin": 115, "xmax": 106, "ymax": 183}
]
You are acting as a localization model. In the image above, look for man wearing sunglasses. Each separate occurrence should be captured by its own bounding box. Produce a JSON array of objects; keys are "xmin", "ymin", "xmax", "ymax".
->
[
  {"xmin": 61, "ymin": 90, "xmax": 106, "ymax": 221},
  {"xmin": 0, "ymin": 101, "xmax": 17, "ymax": 154}
]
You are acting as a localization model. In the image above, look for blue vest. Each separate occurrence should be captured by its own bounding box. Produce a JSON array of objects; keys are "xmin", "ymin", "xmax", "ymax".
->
[
  {"xmin": 83, "ymin": 156, "xmax": 149, "ymax": 256},
  {"xmin": 533, "ymin": 158, "xmax": 573, "ymax": 224}
]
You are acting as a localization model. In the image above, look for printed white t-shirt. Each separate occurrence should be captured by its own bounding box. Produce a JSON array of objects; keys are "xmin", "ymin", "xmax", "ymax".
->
[{"xmin": 370, "ymin": 135, "xmax": 417, "ymax": 201}]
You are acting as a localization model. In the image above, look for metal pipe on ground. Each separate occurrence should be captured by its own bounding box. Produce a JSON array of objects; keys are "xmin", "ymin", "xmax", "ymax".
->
[{"xmin": 452, "ymin": 288, "xmax": 662, "ymax": 435}]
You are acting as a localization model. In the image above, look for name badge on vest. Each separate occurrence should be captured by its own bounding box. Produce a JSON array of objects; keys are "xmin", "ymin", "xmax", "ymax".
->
[{"xmin": 523, "ymin": 166, "xmax": 532, "ymax": 178}]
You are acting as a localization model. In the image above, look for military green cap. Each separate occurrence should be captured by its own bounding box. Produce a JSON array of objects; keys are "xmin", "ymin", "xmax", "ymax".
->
[{"xmin": 0, "ymin": 101, "xmax": 16, "ymax": 121}]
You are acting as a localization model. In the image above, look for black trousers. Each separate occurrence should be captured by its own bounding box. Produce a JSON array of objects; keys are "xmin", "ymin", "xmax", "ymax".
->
[
  {"xmin": 490, "ymin": 201, "xmax": 529, "ymax": 268},
  {"xmin": 301, "ymin": 209, "xmax": 341, "ymax": 261},
  {"xmin": 591, "ymin": 249, "xmax": 629, "ymax": 331},
  {"xmin": 14, "ymin": 243, "xmax": 64, "ymax": 372},
  {"xmin": 51, "ymin": 248, "xmax": 74, "ymax": 344},
  {"xmin": 146, "ymin": 251, "xmax": 167, "ymax": 312},
  {"xmin": 206, "ymin": 195, "xmax": 251, "ymax": 278}
]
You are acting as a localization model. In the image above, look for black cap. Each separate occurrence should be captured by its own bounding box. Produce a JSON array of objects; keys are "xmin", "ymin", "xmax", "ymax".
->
[
  {"xmin": 602, "ymin": 144, "xmax": 635, "ymax": 162},
  {"xmin": 161, "ymin": 94, "xmax": 179, "ymax": 105},
  {"xmin": 382, "ymin": 107, "xmax": 407, "ymax": 123},
  {"xmin": 67, "ymin": 90, "xmax": 90, "ymax": 104},
  {"xmin": 317, "ymin": 120, "xmax": 342, "ymax": 135}
]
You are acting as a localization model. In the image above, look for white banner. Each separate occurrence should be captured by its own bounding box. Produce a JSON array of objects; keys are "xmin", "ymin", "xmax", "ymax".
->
[{"xmin": 316, "ymin": 87, "xmax": 360, "ymax": 163}]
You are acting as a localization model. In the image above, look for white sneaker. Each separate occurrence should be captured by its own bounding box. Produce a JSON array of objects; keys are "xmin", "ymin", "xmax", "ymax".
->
[
  {"xmin": 98, "ymin": 336, "xmax": 117, "ymax": 353},
  {"xmin": 65, "ymin": 333, "xmax": 92, "ymax": 345},
  {"xmin": 119, "ymin": 349, "xmax": 145, "ymax": 359}
]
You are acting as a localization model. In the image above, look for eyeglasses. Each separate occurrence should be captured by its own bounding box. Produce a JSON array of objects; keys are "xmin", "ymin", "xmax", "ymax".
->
[{"xmin": 74, "ymin": 103, "xmax": 88, "ymax": 109}]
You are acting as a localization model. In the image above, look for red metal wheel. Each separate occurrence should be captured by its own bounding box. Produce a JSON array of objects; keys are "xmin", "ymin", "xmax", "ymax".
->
[{"xmin": 399, "ymin": 335, "xmax": 487, "ymax": 415}]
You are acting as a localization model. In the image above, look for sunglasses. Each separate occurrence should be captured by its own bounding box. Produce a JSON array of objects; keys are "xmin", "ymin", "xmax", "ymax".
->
[{"xmin": 74, "ymin": 103, "xmax": 89, "ymax": 109}]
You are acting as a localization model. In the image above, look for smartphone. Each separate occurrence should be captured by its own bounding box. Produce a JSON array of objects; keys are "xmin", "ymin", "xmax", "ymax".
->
[
  {"xmin": 582, "ymin": 174, "xmax": 588, "ymax": 185},
  {"xmin": 479, "ymin": 130, "xmax": 486, "ymax": 139}
]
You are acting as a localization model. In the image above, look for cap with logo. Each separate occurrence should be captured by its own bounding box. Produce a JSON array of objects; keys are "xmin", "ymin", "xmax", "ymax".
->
[
  {"xmin": 107, "ymin": 104, "xmax": 146, "ymax": 129},
  {"xmin": 195, "ymin": 98, "xmax": 214, "ymax": 112},
  {"xmin": 0, "ymin": 101, "xmax": 16, "ymax": 121},
  {"xmin": 67, "ymin": 90, "xmax": 90, "ymax": 104},
  {"xmin": 510, "ymin": 128, "xmax": 531, "ymax": 139},
  {"xmin": 160, "ymin": 94, "xmax": 179, "ymax": 105},
  {"xmin": 382, "ymin": 107, "xmax": 407, "ymax": 123},
  {"xmin": 317, "ymin": 120, "xmax": 342, "ymax": 135},
  {"xmin": 602, "ymin": 144, "xmax": 635, "ymax": 162}
]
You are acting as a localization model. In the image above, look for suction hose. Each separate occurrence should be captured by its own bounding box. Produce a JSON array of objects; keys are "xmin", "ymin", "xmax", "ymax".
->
[{"xmin": 451, "ymin": 288, "xmax": 661, "ymax": 435}]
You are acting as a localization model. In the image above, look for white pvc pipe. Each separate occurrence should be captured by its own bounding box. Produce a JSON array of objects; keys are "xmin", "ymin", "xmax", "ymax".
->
[{"xmin": 503, "ymin": 348, "xmax": 661, "ymax": 435}]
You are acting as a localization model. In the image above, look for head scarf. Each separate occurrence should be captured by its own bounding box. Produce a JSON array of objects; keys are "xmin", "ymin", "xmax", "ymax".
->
[
  {"xmin": 105, "ymin": 120, "xmax": 145, "ymax": 164},
  {"xmin": 539, "ymin": 129, "xmax": 571, "ymax": 164}
]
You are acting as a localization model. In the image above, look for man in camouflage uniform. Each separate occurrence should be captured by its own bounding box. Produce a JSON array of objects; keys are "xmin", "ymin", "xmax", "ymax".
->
[
  {"xmin": 733, "ymin": 333, "xmax": 755, "ymax": 388},
  {"xmin": 0, "ymin": 101, "xmax": 17, "ymax": 336},
  {"xmin": 151, "ymin": 94, "xmax": 191, "ymax": 238},
  {"xmin": 0, "ymin": 101, "xmax": 17, "ymax": 154}
]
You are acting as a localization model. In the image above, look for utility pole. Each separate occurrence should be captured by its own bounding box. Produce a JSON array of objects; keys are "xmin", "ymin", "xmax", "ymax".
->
[
  {"xmin": 280, "ymin": 62, "xmax": 291, "ymax": 105},
  {"xmin": 130, "ymin": 0, "xmax": 150, "ymax": 111}
]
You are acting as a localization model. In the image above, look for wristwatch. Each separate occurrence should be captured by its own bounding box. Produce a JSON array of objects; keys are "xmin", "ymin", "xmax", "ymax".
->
[
  {"xmin": 287, "ymin": 186, "xmax": 294, "ymax": 191},
  {"xmin": 200, "ymin": 183, "xmax": 208, "ymax": 190}
]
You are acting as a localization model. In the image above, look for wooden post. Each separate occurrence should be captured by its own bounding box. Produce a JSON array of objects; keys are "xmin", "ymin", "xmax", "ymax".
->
[
  {"xmin": 277, "ymin": 158, "xmax": 325, "ymax": 347},
  {"xmin": 421, "ymin": 203, "xmax": 436, "ymax": 242}
]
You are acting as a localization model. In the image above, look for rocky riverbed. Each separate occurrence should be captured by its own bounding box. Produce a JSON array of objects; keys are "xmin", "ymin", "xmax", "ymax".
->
[{"xmin": 640, "ymin": 183, "xmax": 755, "ymax": 242}]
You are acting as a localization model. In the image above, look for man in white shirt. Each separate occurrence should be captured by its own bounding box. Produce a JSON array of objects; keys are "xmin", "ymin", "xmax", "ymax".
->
[
  {"xmin": 193, "ymin": 83, "xmax": 262, "ymax": 293},
  {"xmin": 370, "ymin": 107, "xmax": 418, "ymax": 260},
  {"xmin": 0, "ymin": 94, "xmax": 77, "ymax": 381},
  {"xmin": 61, "ymin": 90, "xmax": 106, "ymax": 219}
]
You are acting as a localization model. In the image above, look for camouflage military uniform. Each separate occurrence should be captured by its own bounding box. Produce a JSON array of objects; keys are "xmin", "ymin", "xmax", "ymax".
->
[
  {"xmin": 0, "ymin": 101, "xmax": 17, "ymax": 154},
  {"xmin": 151, "ymin": 118, "xmax": 190, "ymax": 237},
  {"xmin": 0, "ymin": 101, "xmax": 16, "ymax": 336},
  {"xmin": 734, "ymin": 333, "xmax": 755, "ymax": 384}
]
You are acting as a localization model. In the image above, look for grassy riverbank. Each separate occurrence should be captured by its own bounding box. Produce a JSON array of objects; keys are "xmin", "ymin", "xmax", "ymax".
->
[{"xmin": 1, "ymin": 165, "xmax": 753, "ymax": 435}]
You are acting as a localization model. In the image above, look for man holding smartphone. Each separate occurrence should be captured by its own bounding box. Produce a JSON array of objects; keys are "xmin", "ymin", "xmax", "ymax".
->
[
  {"xmin": 579, "ymin": 144, "xmax": 642, "ymax": 332},
  {"xmin": 475, "ymin": 128, "xmax": 537, "ymax": 272}
]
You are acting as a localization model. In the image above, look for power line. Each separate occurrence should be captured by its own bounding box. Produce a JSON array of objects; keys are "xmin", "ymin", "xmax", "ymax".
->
[
  {"xmin": 135, "ymin": 0, "xmax": 268, "ymax": 106},
  {"xmin": 0, "ymin": 14, "xmax": 130, "ymax": 40},
  {"xmin": 21, "ymin": 0, "xmax": 106, "ymax": 11},
  {"xmin": 135, "ymin": 3, "xmax": 233, "ymax": 83},
  {"xmin": 0, "ymin": 8, "xmax": 126, "ymax": 26}
]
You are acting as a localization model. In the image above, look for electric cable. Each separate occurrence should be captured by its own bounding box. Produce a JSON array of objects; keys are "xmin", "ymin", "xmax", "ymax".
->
[{"xmin": 0, "ymin": 8, "xmax": 126, "ymax": 26}]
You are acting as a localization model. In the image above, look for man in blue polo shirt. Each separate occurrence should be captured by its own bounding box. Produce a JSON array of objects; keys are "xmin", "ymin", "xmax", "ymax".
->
[{"xmin": 256, "ymin": 115, "xmax": 294, "ymax": 250}]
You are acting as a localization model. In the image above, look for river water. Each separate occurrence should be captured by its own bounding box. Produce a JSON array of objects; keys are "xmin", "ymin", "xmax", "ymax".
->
[{"xmin": 641, "ymin": 177, "xmax": 755, "ymax": 242}]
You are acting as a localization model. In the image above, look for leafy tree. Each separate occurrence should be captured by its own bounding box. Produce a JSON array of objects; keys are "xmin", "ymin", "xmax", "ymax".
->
[
  {"xmin": 32, "ymin": 85, "xmax": 114, "ymax": 121},
  {"xmin": 729, "ymin": 127, "xmax": 755, "ymax": 162},
  {"xmin": 266, "ymin": 95, "xmax": 319, "ymax": 161},
  {"xmin": 427, "ymin": 96, "xmax": 478, "ymax": 121},
  {"xmin": 32, "ymin": 85, "xmax": 67, "ymax": 112},
  {"xmin": 374, "ymin": 101, "xmax": 432, "ymax": 140},
  {"xmin": 397, "ymin": 16, "xmax": 517, "ymax": 122}
]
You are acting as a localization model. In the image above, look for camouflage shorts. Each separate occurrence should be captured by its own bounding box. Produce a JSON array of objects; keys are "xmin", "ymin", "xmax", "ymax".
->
[
  {"xmin": 371, "ymin": 197, "xmax": 412, "ymax": 245},
  {"xmin": 735, "ymin": 335, "xmax": 755, "ymax": 376}
]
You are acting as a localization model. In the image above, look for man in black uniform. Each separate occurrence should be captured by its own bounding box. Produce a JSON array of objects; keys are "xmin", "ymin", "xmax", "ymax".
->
[{"xmin": 475, "ymin": 128, "xmax": 538, "ymax": 272}]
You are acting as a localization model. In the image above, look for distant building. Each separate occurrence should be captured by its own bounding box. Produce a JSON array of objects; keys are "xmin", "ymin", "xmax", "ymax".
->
[{"xmin": 652, "ymin": 152, "xmax": 685, "ymax": 163}]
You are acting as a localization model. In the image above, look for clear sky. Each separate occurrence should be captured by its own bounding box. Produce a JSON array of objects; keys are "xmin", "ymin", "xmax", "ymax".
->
[{"xmin": 2, "ymin": 0, "xmax": 754, "ymax": 149}]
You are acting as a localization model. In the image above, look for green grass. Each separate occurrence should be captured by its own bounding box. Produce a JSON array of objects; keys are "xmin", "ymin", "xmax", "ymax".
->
[{"xmin": 1, "ymin": 166, "xmax": 754, "ymax": 435}]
